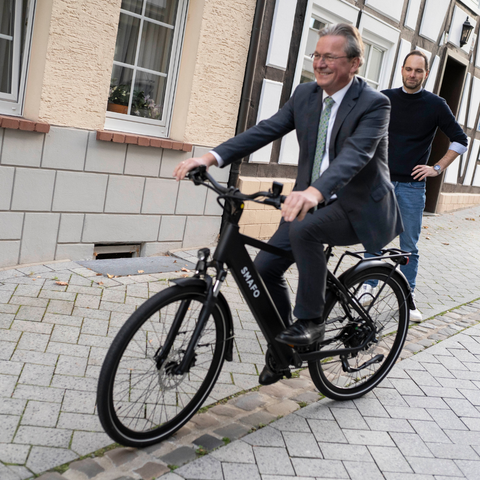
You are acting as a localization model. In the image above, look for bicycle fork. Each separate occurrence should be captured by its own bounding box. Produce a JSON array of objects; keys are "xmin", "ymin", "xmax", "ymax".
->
[{"xmin": 169, "ymin": 251, "xmax": 227, "ymax": 376}]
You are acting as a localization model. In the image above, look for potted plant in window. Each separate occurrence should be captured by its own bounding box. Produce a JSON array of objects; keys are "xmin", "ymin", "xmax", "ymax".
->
[
  {"xmin": 107, "ymin": 84, "xmax": 130, "ymax": 114},
  {"xmin": 131, "ymin": 90, "xmax": 162, "ymax": 119}
]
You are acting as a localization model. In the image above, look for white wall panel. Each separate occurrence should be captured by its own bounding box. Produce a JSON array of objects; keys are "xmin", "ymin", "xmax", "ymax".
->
[
  {"xmin": 476, "ymin": 35, "xmax": 480, "ymax": 67},
  {"xmin": 419, "ymin": 0, "xmax": 450, "ymax": 42},
  {"xmin": 266, "ymin": 0, "xmax": 298, "ymax": 70},
  {"xmin": 467, "ymin": 77, "xmax": 480, "ymax": 129},
  {"xmin": 392, "ymin": 39, "xmax": 412, "ymax": 88},
  {"xmin": 472, "ymin": 165, "xmax": 480, "ymax": 187},
  {"xmin": 424, "ymin": 55, "xmax": 439, "ymax": 92},
  {"xmin": 365, "ymin": 0, "xmax": 404, "ymax": 22},
  {"xmin": 464, "ymin": 139, "xmax": 480, "ymax": 186},
  {"xmin": 458, "ymin": 73, "xmax": 471, "ymax": 127},
  {"xmin": 444, "ymin": 155, "xmax": 461, "ymax": 184},
  {"xmin": 249, "ymin": 80, "xmax": 283, "ymax": 164},
  {"xmin": 448, "ymin": 6, "xmax": 477, "ymax": 54},
  {"xmin": 279, "ymin": 131, "xmax": 300, "ymax": 165},
  {"xmin": 405, "ymin": 0, "xmax": 422, "ymax": 29}
]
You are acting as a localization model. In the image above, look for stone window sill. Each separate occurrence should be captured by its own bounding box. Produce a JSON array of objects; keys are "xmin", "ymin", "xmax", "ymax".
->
[
  {"xmin": 0, "ymin": 115, "xmax": 50, "ymax": 133},
  {"xmin": 96, "ymin": 130, "xmax": 193, "ymax": 152}
]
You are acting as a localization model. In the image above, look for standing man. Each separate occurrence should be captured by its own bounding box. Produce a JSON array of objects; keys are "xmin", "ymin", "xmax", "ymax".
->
[
  {"xmin": 174, "ymin": 24, "xmax": 403, "ymax": 385},
  {"xmin": 363, "ymin": 51, "xmax": 468, "ymax": 322}
]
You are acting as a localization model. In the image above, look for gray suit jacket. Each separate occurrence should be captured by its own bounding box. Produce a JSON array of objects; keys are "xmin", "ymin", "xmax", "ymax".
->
[{"xmin": 214, "ymin": 76, "xmax": 403, "ymax": 252}]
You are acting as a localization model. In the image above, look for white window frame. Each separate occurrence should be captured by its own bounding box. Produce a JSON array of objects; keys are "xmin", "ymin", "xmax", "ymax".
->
[
  {"xmin": 0, "ymin": 0, "xmax": 36, "ymax": 116},
  {"xmin": 357, "ymin": 12, "xmax": 400, "ymax": 91},
  {"xmin": 357, "ymin": 41, "xmax": 385, "ymax": 90},
  {"xmin": 104, "ymin": 0, "xmax": 189, "ymax": 138}
]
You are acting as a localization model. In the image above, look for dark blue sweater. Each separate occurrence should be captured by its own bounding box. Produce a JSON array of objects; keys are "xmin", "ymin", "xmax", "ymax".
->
[{"xmin": 381, "ymin": 88, "xmax": 468, "ymax": 183}]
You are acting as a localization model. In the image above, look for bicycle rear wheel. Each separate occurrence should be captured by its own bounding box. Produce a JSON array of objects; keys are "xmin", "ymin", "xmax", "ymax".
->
[
  {"xmin": 97, "ymin": 285, "xmax": 227, "ymax": 447},
  {"xmin": 308, "ymin": 266, "xmax": 409, "ymax": 400}
]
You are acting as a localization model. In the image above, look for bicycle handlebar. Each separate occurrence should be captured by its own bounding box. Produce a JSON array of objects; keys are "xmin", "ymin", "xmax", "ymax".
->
[{"xmin": 186, "ymin": 165, "xmax": 287, "ymax": 209}]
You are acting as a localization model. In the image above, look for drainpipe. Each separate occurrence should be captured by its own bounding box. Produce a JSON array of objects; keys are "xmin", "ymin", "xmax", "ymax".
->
[{"xmin": 227, "ymin": 0, "xmax": 266, "ymax": 189}]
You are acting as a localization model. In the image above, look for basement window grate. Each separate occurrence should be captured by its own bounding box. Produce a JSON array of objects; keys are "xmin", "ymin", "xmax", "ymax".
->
[{"xmin": 94, "ymin": 244, "xmax": 141, "ymax": 260}]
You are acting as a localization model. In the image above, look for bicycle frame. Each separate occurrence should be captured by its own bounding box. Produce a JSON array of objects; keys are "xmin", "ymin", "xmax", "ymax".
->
[{"xmin": 170, "ymin": 168, "xmax": 410, "ymax": 376}]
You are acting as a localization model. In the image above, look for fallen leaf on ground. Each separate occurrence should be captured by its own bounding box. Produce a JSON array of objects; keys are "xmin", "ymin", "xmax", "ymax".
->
[
  {"xmin": 56, "ymin": 281, "xmax": 69, "ymax": 286},
  {"xmin": 182, "ymin": 274, "xmax": 188, "ymax": 278},
  {"xmin": 138, "ymin": 270, "xmax": 144, "ymax": 274},
  {"xmin": 443, "ymin": 242, "xmax": 450, "ymax": 245},
  {"xmin": 425, "ymin": 237, "xmax": 430, "ymax": 240},
  {"xmin": 181, "ymin": 267, "xmax": 190, "ymax": 272},
  {"xmin": 466, "ymin": 218, "xmax": 475, "ymax": 221},
  {"xmin": 96, "ymin": 273, "xmax": 102, "ymax": 276},
  {"xmin": 107, "ymin": 274, "xmax": 114, "ymax": 279},
  {"xmin": 422, "ymin": 226, "xmax": 428, "ymax": 229},
  {"xmin": 98, "ymin": 281, "xmax": 104, "ymax": 285}
]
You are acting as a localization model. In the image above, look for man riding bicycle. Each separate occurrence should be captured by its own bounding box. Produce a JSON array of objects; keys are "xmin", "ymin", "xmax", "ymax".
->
[{"xmin": 174, "ymin": 23, "xmax": 403, "ymax": 386}]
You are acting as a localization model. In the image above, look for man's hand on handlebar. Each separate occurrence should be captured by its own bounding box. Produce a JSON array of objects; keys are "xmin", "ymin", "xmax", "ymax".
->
[
  {"xmin": 173, "ymin": 153, "xmax": 218, "ymax": 181},
  {"xmin": 282, "ymin": 187, "xmax": 323, "ymax": 222}
]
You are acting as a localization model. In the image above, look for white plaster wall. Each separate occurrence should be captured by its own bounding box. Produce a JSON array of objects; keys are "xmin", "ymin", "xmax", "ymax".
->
[
  {"xmin": 183, "ymin": 0, "xmax": 257, "ymax": 146},
  {"xmin": 404, "ymin": 0, "xmax": 422, "ymax": 30},
  {"xmin": 250, "ymin": 80, "xmax": 284, "ymax": 164},
  {"xmin": 449, "ymin": 6, "xmax": 477, "ymax": 54},
  {"xmin": 473, "ymin": 165, "xmax": 480, "ymax": 187},
  {"xmin": 419, "ymin": 0, "xmax": 450, "ymax": 42},
  {"xmin": 467, "ymin": 77, "xmax": 480, "ymax": 129},
  {"xmin": 37, "ymin": 0, "xmax": 121, "ymax": 129},
  {"xmin": 464, "ymin": 139, "xmax": 480, "ymax": 186},
  {"xmin": 458, "ymin": 73, "xmax": 471, "ymax": 126},
  {"xmin": 424, "ymin": 55, "xmax": 439, "ymax": 92},
  {"xmin": 392, "ymin": 39, "xmax": 412, "ymax": 88},
  {"xmin": 444, "ymin": 155, "xmax": 461, "ymax": 184},
  {"xmin": 365, "ymin": 0, "xmax": 404, "ymax": 22},
  {"xmin": 266, "ymin": 0, "xmax": 297, "ymax": 70}
]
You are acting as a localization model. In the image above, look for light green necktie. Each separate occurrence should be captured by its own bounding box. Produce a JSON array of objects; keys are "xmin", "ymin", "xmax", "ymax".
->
[{"xmin": 311, "ymin": 96, "xmax": 335, "ymax": 183}]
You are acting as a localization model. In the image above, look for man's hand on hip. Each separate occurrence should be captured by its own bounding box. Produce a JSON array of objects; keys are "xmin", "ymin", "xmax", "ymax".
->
[
  {"xmin": 411, "ymin": 164, "xmax": 438, "ymax": 181},
  {"xmin": 282, "ymin": 187, "xmax": 324, "ymax": 222}
]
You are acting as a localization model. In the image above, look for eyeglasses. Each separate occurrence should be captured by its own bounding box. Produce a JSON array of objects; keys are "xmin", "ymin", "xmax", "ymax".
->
[{"xmin": 310, "ymin": 53, "xmax": 349, "ymax": 64}]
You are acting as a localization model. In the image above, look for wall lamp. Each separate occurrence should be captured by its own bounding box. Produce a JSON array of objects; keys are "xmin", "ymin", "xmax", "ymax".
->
[{"xmin": 460, "ymin": 17, "xmax": 474, "ymax": 47}]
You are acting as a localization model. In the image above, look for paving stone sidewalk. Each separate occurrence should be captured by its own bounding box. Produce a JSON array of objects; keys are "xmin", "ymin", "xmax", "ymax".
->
[{"xmin": 0, "ymin": 204, "xmax": 480, "ymax": 479}]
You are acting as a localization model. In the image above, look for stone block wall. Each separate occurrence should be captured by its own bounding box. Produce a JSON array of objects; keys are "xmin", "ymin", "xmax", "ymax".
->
[
  {"xmin": 237, "ymin": 176, "xmax": 295, "ymax": 239},
  {"xmin": 0, "ymin": 126, "xmax": 228, "ymax": 268},
  {"xmin": 437, "ymin": 192, "xmax": 480, "ymax": 213}
]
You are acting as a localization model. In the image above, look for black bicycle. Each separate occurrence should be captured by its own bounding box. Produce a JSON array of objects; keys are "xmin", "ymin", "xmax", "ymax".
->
[{"xmin": 97, "ymin": 166, "xmax": 411, "ymax": 447}]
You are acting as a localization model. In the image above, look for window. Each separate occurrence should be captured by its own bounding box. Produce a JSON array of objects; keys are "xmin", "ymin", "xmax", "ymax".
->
[
  {"xmin": 0, "ymin": 0, "xmax": 35, "ymax": 116},
  {"xmin": 105, "ymin": 0, "xmax": 188, "ymax": 137},
  {"xmin": 357, "ymin": 41, "xmax": 384, "ymax": 90},
  {"xmin": 300, "ymin": 16, "xmax": 326, "ymax": 84}
]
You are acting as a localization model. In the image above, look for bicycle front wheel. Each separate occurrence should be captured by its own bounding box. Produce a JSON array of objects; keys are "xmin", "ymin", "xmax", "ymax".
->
[
  {"xmin": 308, "ymin": 266, "xmax": 409, "ymax": 401},
  {"xmin": 97, "ymin": 285, "xmax": 227, "ymax": 447}
]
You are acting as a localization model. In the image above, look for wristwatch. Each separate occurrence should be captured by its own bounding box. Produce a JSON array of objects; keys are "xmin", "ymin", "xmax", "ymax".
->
[{"xmin": 433, "ymin": 164, "xmax": 442, "ymax": 175}]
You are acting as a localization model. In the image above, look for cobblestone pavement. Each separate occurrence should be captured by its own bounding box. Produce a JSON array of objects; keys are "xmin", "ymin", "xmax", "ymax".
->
[{"xmin": 0, "ymin": 204, "xmax": 479, "ymax": 480}]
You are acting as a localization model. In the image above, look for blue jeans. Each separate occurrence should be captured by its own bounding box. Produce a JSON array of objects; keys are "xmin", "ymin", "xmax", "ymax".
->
[{"xmin": 367, "ymin": 181, "xmax": 426, "ymax": 292}]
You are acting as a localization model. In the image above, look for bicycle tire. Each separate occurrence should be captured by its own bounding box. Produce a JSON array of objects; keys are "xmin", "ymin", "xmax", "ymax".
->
[
  {"xmin": 308, "ymin": 266, "xmax": 409, "ymax": 401},
  {"xmin": 97, "ymin": 284, "xmax": 227, "ymax": 447}
]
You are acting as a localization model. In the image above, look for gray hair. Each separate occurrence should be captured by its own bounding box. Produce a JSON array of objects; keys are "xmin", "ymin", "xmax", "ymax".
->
[{"xmin": 318, "ymin": 23, "xmax": 364, "ymax": 69}]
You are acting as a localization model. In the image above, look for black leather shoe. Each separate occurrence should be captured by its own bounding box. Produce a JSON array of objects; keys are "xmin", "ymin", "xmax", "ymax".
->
[
  {"xmin": 276, "ymin": 319, "xmax": 325, "ymax": 346},
  {"xmin": 259, "ymin": 364, "xmax": 283, "ymax": 385}
]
